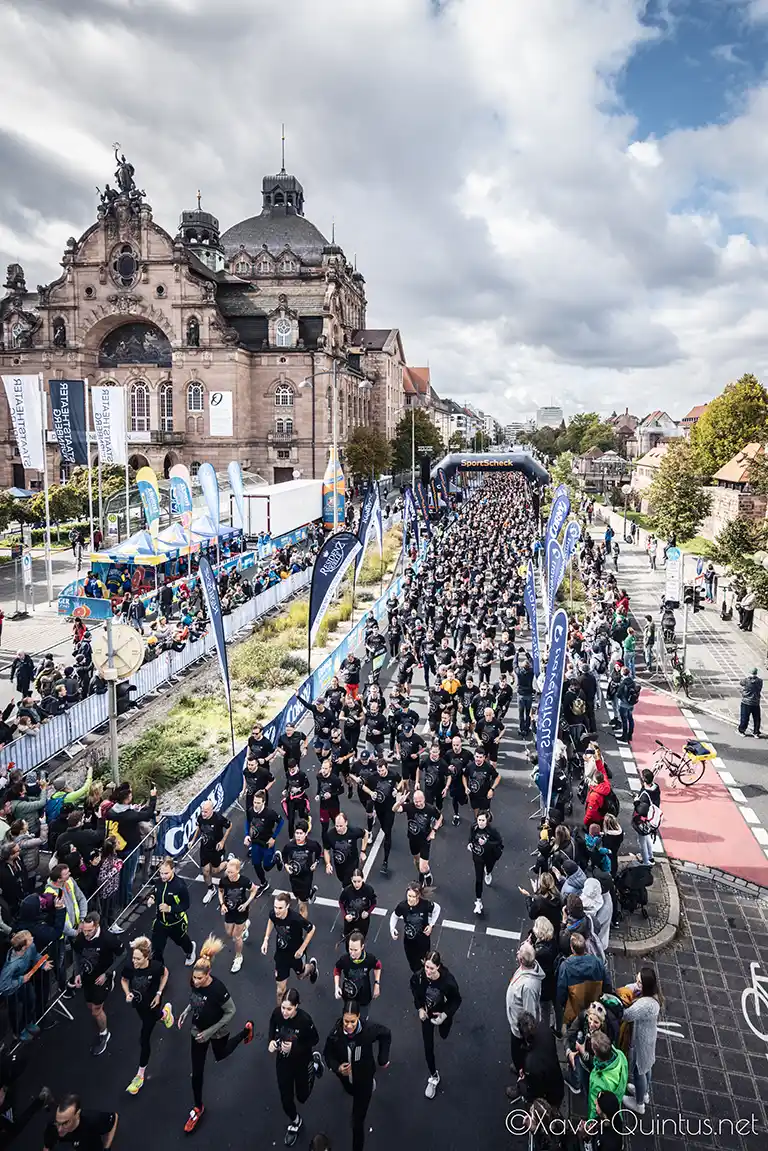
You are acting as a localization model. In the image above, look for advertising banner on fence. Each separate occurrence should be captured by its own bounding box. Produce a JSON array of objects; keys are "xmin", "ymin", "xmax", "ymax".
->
[
  {"xmin": 536, "ymin": 607, "xmax": 568, "ymax": 809},
  {"xmin": 403, "ymin": 486, "xmax": 419, "ymax": 550},
  {"xmin": 90, "ymin": 385, "xmax": 127, "ymax": 466},
  {"xmin": 49, "ymin": 379, "xmax": 88, "ymax": 465},
  {"xmin": 524, "ymin": 559, "xmax": 541, "ymax": 677},
  {"xmin": 1, "ymin": 374, "xmax": 44, "ymax": 471},
  {"xmin": 414, "ymin": 480, "xmax": 432, "ymax": 536},
  {"xmin": 228, "ymin": 460, "xmax": 246, "ymax": 530},
  {"xmin": 169, "ymin": 463, "xmax": 193, "ymax": 527},
  {"xmin": 161, "ymin": 750, "xmax": 245, "ymax": 856},
  {"xmin": 309, "ymin": 531, "xmax": 361, "ymax": 645},
  {"xmin": 198, "ymin": 556, "xmax": 232, "ymax": 712},
  {"xmin": 135, "ymin": 466, "xmax": 161, "ymax": 540},
  {"xmin": 355, "ymin": 483, "xmax": 383, "ymax": 578},
  {"xmin": 198, "ymin": 463, "xmax": 220, "ymax": 536}
]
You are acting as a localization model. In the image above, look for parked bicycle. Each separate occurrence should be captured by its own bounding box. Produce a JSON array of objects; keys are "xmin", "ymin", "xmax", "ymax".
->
[
  {"xmin": 652, "ymin": 738, "xmax": 710, "ymax": 787},
  {"xmin": 670, "ymin": 648, "xmax": 694, "ymax": 696}
]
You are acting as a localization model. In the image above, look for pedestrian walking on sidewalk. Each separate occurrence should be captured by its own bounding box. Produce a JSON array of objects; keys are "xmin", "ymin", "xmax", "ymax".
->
[
  {"xmin": 622, "ymin": 628, "xmax": 637, "ymax": 678},
  {"xmin": 647, "ymin": 536, "xmax": 657, "ymax": 571},
  {"xmin": 615, "ymin": 667, "xmax": 640, "ymax": 743},
  {"xmin": 738, "ymin": 668, "xmax": 763, "ymax": 738},
  {"xmin": 642, "ymin": 616, "xmax": 655, "ymax": 673}
]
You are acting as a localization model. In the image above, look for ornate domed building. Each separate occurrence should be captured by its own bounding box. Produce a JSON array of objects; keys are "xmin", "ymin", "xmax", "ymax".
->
[{"xmin": 0, "ymin": 151, "xmax": 406, "ymax": 489}]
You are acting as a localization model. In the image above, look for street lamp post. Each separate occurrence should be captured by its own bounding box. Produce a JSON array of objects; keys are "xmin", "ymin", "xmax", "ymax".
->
[{"xmin": 621, "ymin": 482, "xmax": 632, "ymax": 542}]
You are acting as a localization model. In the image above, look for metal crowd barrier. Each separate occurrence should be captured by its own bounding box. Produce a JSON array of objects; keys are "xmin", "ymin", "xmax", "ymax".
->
[{"xmin": 0, "ymin": 569, "xmax": 312, "ymax": 775}]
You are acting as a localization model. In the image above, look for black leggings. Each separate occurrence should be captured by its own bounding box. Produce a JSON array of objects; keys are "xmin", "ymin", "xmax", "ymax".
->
[
  {"xmin": 377, "ymin": 810, "xmax": 394, "ymax": 862},
  {"xmin": 136, "ymin": 1006, "xmax": 161, "ymax": 1067},
  {"xmin": 421, "ymin": 1016, "xmax": 453, "ymax": 1074},
  {"xmin": 190, "ymin": 1028, "xmax": 247, "ymax": 1108},
  {"xmin": 404, "ymin": 936, "xmax": 430, "ymax": 973},
  {"xmin": 276, "ymin": 1055, "xmax": 315, "ymax": 1121},
  {"xmin": 473, "ymin": 854, "xmax": 499, "ymax": 899},
  {"xmin": 152, "ymin": 919, "xmax": 193, "ymax": 960},
  {"xmin": 337, "ymin": 1074, "xmax": 375, "ymax": 1151}
]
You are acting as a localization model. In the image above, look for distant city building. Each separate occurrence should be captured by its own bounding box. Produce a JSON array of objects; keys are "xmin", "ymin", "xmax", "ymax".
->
[
  {"xmin": 680, "ymin": 403, "xmax": 708, "ymax": 438},
  {"xmin": 574, "ymin": 448, "xmax": 627, "ymax": 493},
  {"xmin": 607, "ymin": 409, "xmax": 639, "ymax": 457},
  {"xmin": 633, "ymin": 410, "xmax": 680, "ymax": 458},
  {"xmin": 536, "ymin": 406, "xmax": 563, "ymax": 429}
]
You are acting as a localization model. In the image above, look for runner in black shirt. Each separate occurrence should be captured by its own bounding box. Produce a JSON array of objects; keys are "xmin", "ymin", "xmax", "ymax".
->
[
  {"xmin": 356, "ymin": 759, "xmax": 403, "ymax": 875},
  {"xmin": 324, "ymin": 676, "xmax": 346, "ymax": 719},
  {"xmin": 43, "ymin": 1096, "xmax": 117, "ymax": 1151},
  {"xmin": 315, "ymin": 760, "xmax": 345, "ymax": 848},
  {"xmin": 397, "ymin": 722, "xmax": 426, "ymax": 791},
  {"xmin": 267, "ymin": 988, "xmax": 324, "ymax": 1147},
  {"xmin": 341, "ymin": 693, "xmax": 364, "ymax": 750},
  {"xmin": 338, "ymin": 869, "xmax": 377, "ymax": 946},
  {"xmin": 324, "ymin": 813, "xmax": 369, "ymax": 887},
  {"xmin": 417, "ymin": 744, "xmax": 451, "ymax": 812},
  {"xmin": 329, "ymin": 727, "xmax": 355, "ymax": 795},
  {"xmin": 464, "ymin": 748, "xmax": 501, "ymax": 812},
  {"xmin": 411, "ymin": 951, "xmax": 462, "ymax": 1100},
  {"xmin": 281, "ymin": 761, "xmax": 311, "ymax": 837},
  {"xmin": 278, "ymin": 722, "xmax": 307, "ymax": 774},
  {"xmin": 390, "ymin": 883, "xmax": 441, "ymax": 972},
  {"xmin": 120, "ymin": 935, "xmax": 173, "ymax": 1095},
  {"xmin": 323, "ymin": 1005, "xmax": 391, "ymax": 1151},
  {"xmin": 190, "ymin": 800, "xmax": 231, "ymax": 905},
  {"xmin": 393, "ymin": 790, "xmax": 441, "ymax": 886},
  {"xmin": 217, "ymin": 858, "xmax": 257, "ymax": 973},
  {"xmin": 297, "ymin": 692, "xmax": 334, "ymax": 751},
  {"xmin": 281, "ymin": 820, "xmax": 322, "ymax": 918},
  {"xmin": 468, "ymin": 809, "xmax": 504, "ymax": 916},
  {"xmin": 475, "ymin": 705, "xmax": 505, "ymax": 769},
  {"xmin": 363, "ymin": 701, "xmax": 388, "ymax": 757},
  {"xmin": 177, "ymin": 937, "xmax": 254, "ymax": 1133},
  {"xmin": 349, "ymin": 750, "xmax": 378, "ymax": 836},
  {"xmin": 72, "ymin": 912, "xmax": 124, "ymax": 1057},
  {"xmin": 242, "ymin": 755, "xmax": 275, "ymax": 804},
  {"xmin": 334, "ymin": 931, "xmax": 382, "ymax": 1019},
  {"xmin": 244, "ymin": 791, "xmax": 282, "ymax": 895},
  {"xmin": 261, "ymin": 891, "xmax": 318, "ymax": 1006},
  {"xmin": 247, "ymin": 722, "xmax": 276, "ymax": 767}
]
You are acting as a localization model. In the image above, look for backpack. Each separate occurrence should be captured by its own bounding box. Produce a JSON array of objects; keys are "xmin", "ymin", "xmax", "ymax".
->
[
  {"xmin": 625, "ymin": 681, "xmax": 641, "ymax": 706},
  {"xmin": 603, "ymin": 789, "xmax": 620, "ymax": 817}
]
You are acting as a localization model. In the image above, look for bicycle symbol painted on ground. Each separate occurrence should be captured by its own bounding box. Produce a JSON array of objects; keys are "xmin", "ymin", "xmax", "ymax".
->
[{"xmin": 741, "ymin": 962, "xmax": 768, "ymax": 1043}]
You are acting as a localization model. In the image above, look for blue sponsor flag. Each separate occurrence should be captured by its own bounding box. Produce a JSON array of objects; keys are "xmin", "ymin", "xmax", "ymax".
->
[
  {"xmin": 198, "ymin": 463, "xmax": 220, "ymax": 537},
  {"xmin": 169, "ymin": 466, "xmax": 193, "ymax": 520},
  {"xmin": 309, "ymin": 530, "xmax": 361, "ymax": 645},
  {"xmin": 546, "ymin": 492, "xmax": 570, "ymax": 548},
  {"xmin": 414, "ymin": 480, "xmax": 432, "ymax": 536},
  {"xmin": 403, "ymin": 487, "xmax": 419, "ymax": 550},
  {"xmin": 436, "ymin": 467, "xmax": 450, "ymax": 506},
  {"xmin": 524, "ymin": 559, "xmax": 541, "ymax": 677},
  {"xmin": 536, "ymin": 607, "xmax": 568, "ymax": 809},
  {"xmin": 355, "ymin": 483, "xmax": 383, "ymax": 577},
  {"xmin": 564, "ymin": 520, "xmax": 581, "ymax": 565},
  {"xmin": 198, "ymin": 556, "xmax": 231, "ymax": 714},
  {"xmin": 546, "ymin": 537, "xmax": 566, "ymax": 623},
  {"xmin": 553, "ymin": 483, "xmax": 570, "ymax": 500},
  {"xmin": 49, "ymin": 379, "xmax": 88, "ymax": 465},
  {"xmin": 227, "ymin": 460, "xmax": 246, "ymax": 530}
]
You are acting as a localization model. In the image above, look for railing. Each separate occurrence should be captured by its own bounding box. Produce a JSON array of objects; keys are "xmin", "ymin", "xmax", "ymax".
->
[{"xmin": 0, "ymin": 569, "xmax": 311, "ymax": 774}]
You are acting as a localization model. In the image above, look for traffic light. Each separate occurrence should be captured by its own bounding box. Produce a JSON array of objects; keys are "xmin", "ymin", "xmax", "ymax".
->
[
  {"xmin": 683, "ymin": 585, "xmax": 694, "ymax": 606},
  {"xmin": 693, "ymin": 586, "xmax": 704, "ymax": 613}
]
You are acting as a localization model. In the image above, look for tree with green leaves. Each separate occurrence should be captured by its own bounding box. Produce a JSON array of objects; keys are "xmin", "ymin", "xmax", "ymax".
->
[
  {"xmin": 469, "ymin": 430, "xmax": 491, "ymax": 452},
  {"xmin": 390, "ymin": 408, "xmax": 444, "ymax": 473},
  {"xmin": 746, "ymin": 446, "xmax": 768, "ymax": 495},
  {"xmin": 343, "ymin": 426, "xmax": 392, "ymax": 481},
  {"xmin": 712, "ymin": 515, "xmax": 767, "ymax": 567},
  {"xmin": 448, "ymin": 432, "xmax": 465, "ymax": 452},
  {"xmin": 690, "ymin": 373, "xmax": 768, "ymax": 478},
  {"xmin": 550, "ymin": 451, "xmax": 576, "ymax": 490},
  {"xmin": 647, "ymin": 441, "xmax": 711, "ymax": 541}
]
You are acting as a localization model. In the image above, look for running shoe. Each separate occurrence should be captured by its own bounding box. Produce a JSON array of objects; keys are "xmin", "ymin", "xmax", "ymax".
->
[
  {"xmin": 452, "ymin": 814, "xmax": 460, "ymax": 827},
  {"xmin": 308, "ymin": 957, "xmax": 319, "ymax": 984},
  {"xmin": 473, "ymin": 898, "xmax": 483, "ymax": 915},
  {"xmin": 126, "ymin": 1073, "xmax": 145, "ymax": 1095},
  {"xmin": 202, "ymin": 887, "xmax": 215, "ymax": 905},
  {"xmin": 90, "ymin": 1031, "xmax": 111, "ymax": 1057},
  {"xmin": 257, "ymin": 881, "xmax": 272, "ymax": 898},
  {"xmin": 312, "ymin": 1051, "xmax": 325, "ymax": 1080},
  {"xmin": 185, "ymin": 941, "xmax": 198, "ymax": 967},
  {"xmin": 425, "ymin": 1072, "xmax": 440, "ymax": 1099},
  {"xmin": 285, "ymin": 1115, "xmax": 303, "ymax": 1147},
  {"xmin": 379, "ymin": 860, "xmax": 389, "ymax": 876},
  {"xmin": 242, "ymin": 921, "xmax": 250, "ymax": 943},
  {"xmin": 310, "ymin": 885, "xmax": 319, "ymax": 902},
  {"xmin": 243, "ymin": 1021, "xmax": 255, "ymax": 1045},
  {"xmin": 273, "ymin": 851, "xmax": 284, "ymax": 872},
  {"xmin": 484, "ymin": 870, "xmax": 492, "ymax": 886},
  {"xmin": 184, "ymin": 1106, "xmax": 204, "ymax": 1133},
  {"xmin": 231, "ymin": 954, "xmax": 243, "ymax": 973},
  {"xmin": 162, "ymin": 1003, "xmax": 174, "ymax": 1028}
]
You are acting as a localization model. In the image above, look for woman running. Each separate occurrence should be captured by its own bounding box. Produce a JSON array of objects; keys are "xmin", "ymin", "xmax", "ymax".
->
[
  {"xmin": 282, "ymin": 760, "xmax": 312, "ymax": 839},
  {"xmin": 268, "ymin": 988, "xmax": 325, "ymax": 1147},
  {"xmin": 261, "ymin": 891, "xmax": 319, "ymax": 1006},
  {"xmin": 410, "ymin": 950, "xmax": 462, "ymax": 1099},
  {"xmin": 217, "ymin": 857, "xmax": 257, "ymax": 973},
  {"xmin": 467, "ymin": 810, "xmax": 504, "ymax": 916},
  {"xmin": 280, "ymin": 820, "xmax": 323, "ymax": 919},
  {"xmin": 120, "ymin": 935, "xmax": 174, "ymax": 1095},
  {"xmin": 176, "ymin": 936, "xmax": 254, "ymax": 1134},
  {"xmin": 339, "ymin": 869, "xmax": 377, "ymax": 949},
  {"xmin": 389, "ymin": 883, "xmax": 441, "ymax": 973}
]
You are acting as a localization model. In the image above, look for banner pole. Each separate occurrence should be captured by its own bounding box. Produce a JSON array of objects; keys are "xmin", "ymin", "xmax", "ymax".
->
[
  {"xmin": 97, "ymin": 457, "xmax": 104, "ymax": 536},
  {"xmin": 39, "ymin": 375, "xmax": 54, "ymax": 604},
  {"xmin": 84, "ymin": 378, "xmax": 95, "ymax": 550},
  {"xmin": 123, "ymin": 386, "xmax": 131, "ymax": 542}
]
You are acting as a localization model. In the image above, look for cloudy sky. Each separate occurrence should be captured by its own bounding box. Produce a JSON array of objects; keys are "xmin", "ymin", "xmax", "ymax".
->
[{"xmin": 3, "ymin": 0, "xmax": 768, "ymax": 423}]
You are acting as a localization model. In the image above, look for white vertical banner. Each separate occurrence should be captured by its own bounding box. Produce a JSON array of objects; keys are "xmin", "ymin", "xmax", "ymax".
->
[
  {"xmin": 91, "ymin": 385, "xmax": 128, "ymax": 466},
  {"xmin": 209, "ymin": 391, "xmax": 233, "ymax": 437},
  {"xmin": 1, "ymin": 374, "xmax": 45, "ymax": 470}
]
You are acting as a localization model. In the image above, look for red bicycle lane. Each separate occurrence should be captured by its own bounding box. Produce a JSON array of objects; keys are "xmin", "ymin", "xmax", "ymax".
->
[{"xmin": 630, "ymin": 688, "xmax": 768, "ymax": 887}]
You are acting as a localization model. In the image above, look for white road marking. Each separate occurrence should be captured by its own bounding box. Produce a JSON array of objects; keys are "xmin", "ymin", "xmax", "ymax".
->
[
  {"xmin": 741, "ymin": 808, "xmax": 760, "ymax": 825},
  {"xmin": 362, "ymin": 829, "xmax": 385, "ymax": 880},
  {"xmin": 486, "ymin": 927, "xmax": 522, "ymax": 940},
  {"xmin": 717, "ymin": 770, "xmax": 737, "ymax": 786},
  {"xmin": 442, "ymin": 919, "xmax": 475, "ymax": 933},
  {"xmin": 314, "ymin": 896, "xmax": 341, "ymax": 909},
  {"xmin": 751, "ymin": 827, "xmax": 768, "ymax": 846},
  {"xmin": 728, "ymin": 788, "xmax": 747, "ymax": 805},
  {"xmin": 680, "ymin": 709, "xmax": 695, "ymax": 720}
]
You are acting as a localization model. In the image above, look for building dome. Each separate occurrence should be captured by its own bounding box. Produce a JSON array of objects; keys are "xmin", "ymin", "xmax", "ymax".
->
[{"xmin": 220, "ymin": 168, "xmax": 329, "ymax": 266}]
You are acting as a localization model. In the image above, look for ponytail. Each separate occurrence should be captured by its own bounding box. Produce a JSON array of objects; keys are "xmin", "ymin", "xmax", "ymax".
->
[{"xmin": 194, "ymin": 934, "xmax": 224, "ymax": 973}]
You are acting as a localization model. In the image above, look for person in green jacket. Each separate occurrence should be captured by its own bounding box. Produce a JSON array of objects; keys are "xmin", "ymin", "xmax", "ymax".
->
[
  {"xmin": 622, "ymin": 628, "xmax": 637, "ymax": 678},
  {"xmin": 587, "ymin": 1031, "xmax": 628, "ymax": 1120}
]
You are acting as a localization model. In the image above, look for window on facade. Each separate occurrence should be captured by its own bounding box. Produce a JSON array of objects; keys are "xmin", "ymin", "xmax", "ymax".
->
[
  {"xmin": 187, "ymin": 382, "xmax": 204, "ymax": 413},
  {"xmin": 130, "ymin": 381, "xmax": 150, "ymax": 432},
  {"xmin": 279, "ymin": 257, "xmax": 298, "ymax": 274},
  {"xmin": 257, "ymin": 256, "xmax": 272, "ymax": 274},
  {"xmin": 275, "ymin": 417, "xmax": 294, "ymax": 435},
  {"xmin": 190, "ymin": 460, "xmax": 201, "ymax": 477},
  {"xmin": 111, "ymin": 244, "xmax": 139, "ymax": 288},
  {"xmin": 277, "ymin": 450, "xmax": 290, "ymax": 461},
  {"xmin": 275, "ymin": 318, "xmax": 292, "ymax": 348},
  {"xmin": 160, "ymin": 382, "xmax": 173, "ymax": 432},
  {"xmin": 235, "ymin": 260, "xmax": 250, "ymax": 276},
  {"xmin": 275, "ymin": 384, "xmax": 294, "ymax": 407}
]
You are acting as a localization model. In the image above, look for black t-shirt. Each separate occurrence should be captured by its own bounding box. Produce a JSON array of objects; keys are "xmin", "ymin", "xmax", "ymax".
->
[
  {"xmin": 335, "ymin": 951, "xmax": 381, "ymax": 1005},
  {"xmin": 247, "ymin": 734, "xmax": 275, "ymax": 762},
  {"xmin": 373, "ymin": 769, "xmax": 402, "ymax": 808},
  {"xmin": 469, "ymin": 823, "xmax": 502, "ymax": 857},
  {"xmin": 447, "ymin": 749, "xmax": 473, "ymax": 783},
  {"xmin": 122, "ymin": 957, "xmax": 165, "ymax": 1006},
  {"xmin": 268, "ymin": 1006, "xmax": 318, "ymax": 1059},
  {"xmin": 278, "ymin": 732, "xmax": 305, "ymax": 761},
  {"xmin": 326, "ymin": 826, "xmax": 365, "ymax": 871},
  {"xmin": 329, "ymin": 737, "xmax": 352, "ymax": 765},
  {"xmin": 269, "ymin": 907, "xmax": 312, "ymax": 953},
  {"xmin": 365, "ymin": 712, "xmax": 388, "ymax": 743},
  {"xmin": 420, "ymin": 755, "xmax": 449, "ymax": 798},
  {"xmin": 316, "ymin": 772, "xmax": 345, "ymax": 807},
  {"xmin": 394, "ymin": 898, "xmax": 434, "ymax": 940},
  {"xmin": 197, "ymin": 811, "xmax": 230, "ymax": 848},
  {"xmin": 284, "ymin": 770, "xmax": 310, "ymax": 800},
  {"xmin": 398, "ymin": 732, "xmax": 426, "ymax": 767},
  {"xmin": 465, "ymin": 761, "xmax": 494, "ymax": 801},
  {"xmin": 189, "ymin": 974, "xmax": 230, "ymax": 1032},
  {"xmin": 247, "ymin": 806, "xmax": 281, "ymax": 846},
  {"xmin": 403, "ymin": 800, "xmax": 438, "ymax": 841},
  {"xmin": 283, "ymin": 838, "xmax": 322, "ymax": 881},
  {"xmin": 340, "ymin": 881, "xmax": 376, "ymax": 918},
  {"xmin": 72, "ymin": 929, "xmax": 123, "ymax": 981},
  {"xmin": 44, "ymin": 1111, "xmax": 116, "ymax": 1150},
  {"xmin": 219, "ymin": 874, "xmax": 253, "ymax": 912},
  {"xmin": 475, "ymin": 718, "xmax": 502, "ymax": 748},
  {"xmin": 243, "ymin": 763, "xmax": 274, "ymax": 797}
]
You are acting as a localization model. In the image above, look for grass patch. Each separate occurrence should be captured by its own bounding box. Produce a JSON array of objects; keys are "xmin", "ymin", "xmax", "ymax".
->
[
  {"xmin": 679, "ymin": 535, "xmax": 716, "ymax": 559},
  {"xmin": 357, "ymin": 526, "xmax": 402, "ymax": 586}
]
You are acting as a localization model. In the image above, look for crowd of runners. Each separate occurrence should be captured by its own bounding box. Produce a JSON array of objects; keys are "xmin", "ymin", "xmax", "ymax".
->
[{"xmin": 0, "ymin": 472, "xmax": 666, "ymax": 1151}]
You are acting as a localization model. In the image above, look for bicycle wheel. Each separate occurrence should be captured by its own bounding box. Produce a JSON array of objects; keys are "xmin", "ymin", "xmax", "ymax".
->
[{"xmin": 676, "ymin": 756, "xmax": 705, "ymax": 786}]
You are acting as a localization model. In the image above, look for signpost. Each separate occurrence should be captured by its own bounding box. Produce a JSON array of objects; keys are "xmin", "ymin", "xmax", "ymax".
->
[{"xmin": 664, "ymin": 545, "xmax": 682, "ymax": 609}]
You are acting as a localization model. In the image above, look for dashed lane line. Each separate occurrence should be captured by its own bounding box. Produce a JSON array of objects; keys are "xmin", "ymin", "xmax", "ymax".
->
[
  {"xmin": 303, "ymin": 894, "xmax": 520, "ymax": 941},
  {"xmin": 486, "ymin": 927, "xmax": 522, "ymax": 940}
]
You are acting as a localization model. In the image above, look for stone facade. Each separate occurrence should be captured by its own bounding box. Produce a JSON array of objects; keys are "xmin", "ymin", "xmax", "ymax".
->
[
  {"xmin": 700, "ymin": 486, "xmax": 768, "ymax": 542},
  {"xmin": 0, "ymin": 153, "xmax": 406, "ymax": 488}
]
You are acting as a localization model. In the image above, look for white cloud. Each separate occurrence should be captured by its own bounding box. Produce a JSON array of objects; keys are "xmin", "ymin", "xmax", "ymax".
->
[{"xmin": 2, "ymin": 0, "xmax": 768, "ymax": 424}]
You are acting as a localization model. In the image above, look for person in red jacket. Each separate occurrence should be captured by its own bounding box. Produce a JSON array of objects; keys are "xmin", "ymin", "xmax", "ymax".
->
[{"xmin": 584, "ymin": 770, "xmax": 610, "ymax": 829}]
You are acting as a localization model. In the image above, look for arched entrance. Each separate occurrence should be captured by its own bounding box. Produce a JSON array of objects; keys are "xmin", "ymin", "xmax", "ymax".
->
[
  {"xmin": 128, "ymin": 453, "xmax": 149, "ymax": 471},
  {"xmin": 163, "ymin": 451, "xmax": 179, "ymax": 479}
]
